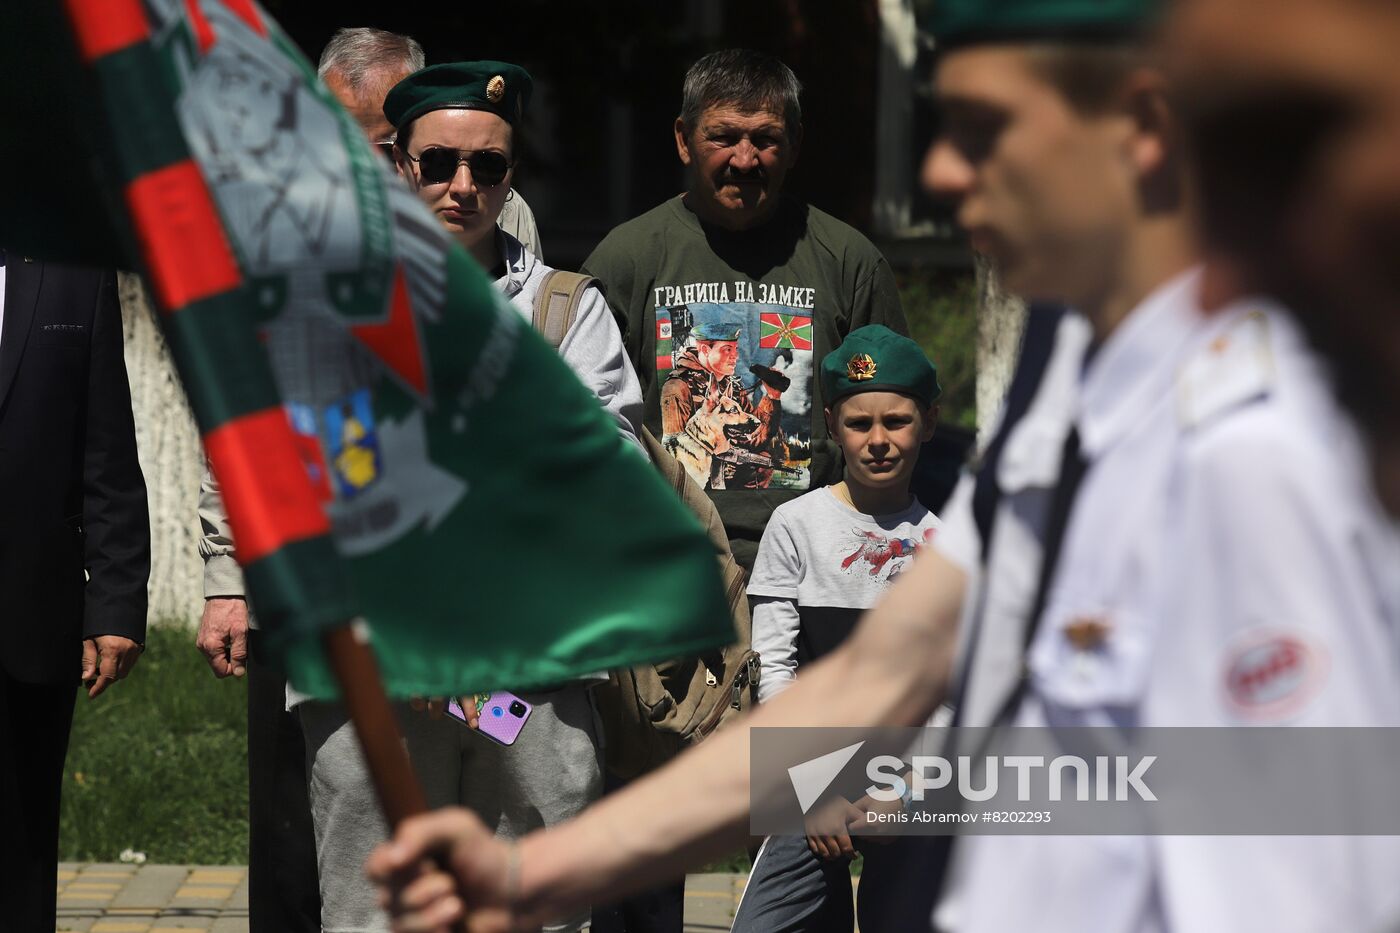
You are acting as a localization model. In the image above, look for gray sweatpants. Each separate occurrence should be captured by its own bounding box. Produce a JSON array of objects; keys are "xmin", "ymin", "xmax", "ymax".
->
[
  {"xmin": 299, "ymin": 687, "xmax": 602, "ymax": 933},
  {"xmin": 731, "ymin": 834, "xmax": 903, "ymax": 933},
  {"xmin": 730, "ymin": 834, "xmax": 855, "ymax": 933}
]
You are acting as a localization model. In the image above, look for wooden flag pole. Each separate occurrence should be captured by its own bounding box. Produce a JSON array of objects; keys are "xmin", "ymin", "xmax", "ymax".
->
[
  {"xmin": 322, "ymin": 624, "xmax": 466, "ymax": 933},
  {"xmin": 320, "ymin": 624, "xmax": 428, "ymax": 826}
]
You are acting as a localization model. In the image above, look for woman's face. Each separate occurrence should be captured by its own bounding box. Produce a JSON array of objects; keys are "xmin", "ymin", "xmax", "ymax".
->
[{"xmin": 396, "ymin": 108, "xmax": 514, "ymax": 251}]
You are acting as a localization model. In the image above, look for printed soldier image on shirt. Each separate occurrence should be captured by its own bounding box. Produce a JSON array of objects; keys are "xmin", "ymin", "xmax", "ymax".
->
[{"xmin": 655, "ymin": 283, "xmax": 816, "ymax": 490}]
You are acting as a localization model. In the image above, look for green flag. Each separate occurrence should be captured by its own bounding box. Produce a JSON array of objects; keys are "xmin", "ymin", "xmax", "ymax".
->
[{"xmin": 35, "ymin": 0, "xmax": 731, "ymax": 698}]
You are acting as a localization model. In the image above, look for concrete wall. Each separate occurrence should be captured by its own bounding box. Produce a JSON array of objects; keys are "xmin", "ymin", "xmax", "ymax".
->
[{"xmin": 119, "ymin": 273, "xmax": 204, "ymax": 627}]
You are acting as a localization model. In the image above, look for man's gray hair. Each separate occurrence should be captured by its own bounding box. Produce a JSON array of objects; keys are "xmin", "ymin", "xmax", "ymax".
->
[
  {"xmin": 316, "ymin": 27, "xmax": 425, "ymax": 89},
  {"xmin": 680, "ymin": 49, "xmax": 802, "ymax": 134}
]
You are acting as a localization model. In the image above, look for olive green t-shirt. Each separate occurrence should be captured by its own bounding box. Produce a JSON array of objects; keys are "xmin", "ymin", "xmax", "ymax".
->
[{"xmin": 583, "ymin": 195, "xmax": 907, "ymax": 570}]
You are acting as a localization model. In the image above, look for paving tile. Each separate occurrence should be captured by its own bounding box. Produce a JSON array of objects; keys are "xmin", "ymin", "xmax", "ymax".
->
[
  {"xmin": 46, "ymin": 863, "xmax": 753, "ymax": 933},
  {"xmin": 225, "ymin": 871, "xmax": 249, "ymax": 911},
  {"xmin": 55, "ymin": 919, "xmax": 95, "ymax": 933},
  {"xmin": 169, "ymin": 885, "xmax": 234, "ymax": 905},
  {"xmin": 683, "ymin": 872, "xmax": 745, "ymax": 932},
  {"xmin": 112, "ymin": 866, "xmax": 189, "ymax": 909},
  {"xmin": 184, "ymin": 870, "xmax": 242, "ymax": 886},
  {"xmin": 150, "ymin": 917, "xmax": 213, "ymax": 930}
]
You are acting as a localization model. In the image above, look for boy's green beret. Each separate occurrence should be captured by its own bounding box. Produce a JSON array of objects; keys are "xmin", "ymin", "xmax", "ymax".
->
[{"xmin": 821, "ymin": 325, "xmax": 941, "ymax": 408}]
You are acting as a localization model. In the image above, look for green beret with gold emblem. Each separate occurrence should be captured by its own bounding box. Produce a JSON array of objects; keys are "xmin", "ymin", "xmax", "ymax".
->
[
  {"xmin": 383, "ymin": 61, "xmax": 533, "ymax": 129},
  {"xmin": 926, "ymin": 0, "xmax": 1164, "ymax": 49},
  {"xmin": 821, "ymin": 325, "xmax": 941, "ymax": 408}
]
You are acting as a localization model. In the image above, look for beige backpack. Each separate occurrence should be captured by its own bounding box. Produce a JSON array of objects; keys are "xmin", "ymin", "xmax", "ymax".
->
[{"xmin": 532, "ymin": 270, "xmax": 760, "ymax": 779}]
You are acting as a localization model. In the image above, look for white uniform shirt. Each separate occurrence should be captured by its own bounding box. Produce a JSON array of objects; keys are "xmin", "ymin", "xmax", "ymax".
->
[
  {"xmin": 934, "ymin": 310, "xmax": 1094, "ymax": 729},
  {"xmin": 942, "ymin": 269, "xmax": 1400, "ymax": 933}
]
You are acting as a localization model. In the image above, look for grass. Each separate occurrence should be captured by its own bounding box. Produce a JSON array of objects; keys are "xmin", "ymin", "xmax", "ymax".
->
[
  {"xmin": 55, "ymin": 625, "xmax": 869, "ymax": 877},
  {"xmin": 59, "ymin": 623, "xmax": 249, "ymax": 864}
]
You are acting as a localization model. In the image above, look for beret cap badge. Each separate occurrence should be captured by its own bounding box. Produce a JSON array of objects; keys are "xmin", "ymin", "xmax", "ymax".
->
[
  {"xmin": 486, "ymin": 75, "xmax": 506, "ymax": 104},
  {"xmin": 846, "ymin": 354, "xmax": 877, "ymax": 382}
]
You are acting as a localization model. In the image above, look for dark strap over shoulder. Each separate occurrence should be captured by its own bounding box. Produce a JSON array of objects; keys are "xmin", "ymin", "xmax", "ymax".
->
[
  {"xmin": 531, "ymin": 269, "xmax": 595, "ymax": 350},
  {"xmin": 971, "ymin": 303, "xmax": 1068, "ymax": 561},
  {"xmin": 949, "ymin": 303, "xmax": 1068, "ymax": 726}
]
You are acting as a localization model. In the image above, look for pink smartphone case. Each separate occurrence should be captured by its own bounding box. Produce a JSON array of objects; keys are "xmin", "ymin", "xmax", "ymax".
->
[{"xmin": 446, "ymin": 693, "xmax": 532, "ymax": 746}]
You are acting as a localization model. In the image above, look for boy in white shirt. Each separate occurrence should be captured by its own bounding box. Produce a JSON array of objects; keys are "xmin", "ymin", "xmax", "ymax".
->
[{"xmin": 738, "ymin": 324, "xmax": 942, "ymax": 933}]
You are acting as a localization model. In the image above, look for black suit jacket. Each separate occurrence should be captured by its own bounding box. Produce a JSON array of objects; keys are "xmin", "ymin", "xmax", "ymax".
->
[{"xmin": 0, "ymin": 258, "xmax": 149, "ymax": 684}]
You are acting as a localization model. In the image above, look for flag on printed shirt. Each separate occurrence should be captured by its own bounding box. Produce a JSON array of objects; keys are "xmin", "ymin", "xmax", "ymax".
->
[
  {"xmin": 759, "ymin": 312, "xmax": 813, "ymax": 350},
  {"xmin": 655, "ymin": 311, "xmax": 674, "ymax": 372},
  {"xmin": 22, "ymin": 0, "xmax": 730, "ymax": 698}
]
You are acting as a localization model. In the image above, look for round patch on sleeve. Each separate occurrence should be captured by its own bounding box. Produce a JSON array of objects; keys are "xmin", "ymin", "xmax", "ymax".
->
[{"xmin": 1223, "ymin": 631, "xmax": 1329, "ymax": 721}]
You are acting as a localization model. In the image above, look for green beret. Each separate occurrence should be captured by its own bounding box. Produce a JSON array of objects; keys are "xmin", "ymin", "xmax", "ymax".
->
[
  {"xmin": 383, "ymin": 61, "xmax": 533, "ymax": 129},
  {"xmin": 693, "ymin": 321, "xmax": 742, "ymax": 342},
  {"xmin": 927, "ymin": 0, "xmax": 1164, "ymax": 49},
  {"xmin": 821, "ymin": 325, "xmax": 941, "ymax": 408}
]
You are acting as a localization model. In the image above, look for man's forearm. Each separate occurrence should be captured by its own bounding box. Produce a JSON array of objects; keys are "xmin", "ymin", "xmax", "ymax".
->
[{"xmin": 516, "ymin": 548, "xmax": 966, "ymax": 921}]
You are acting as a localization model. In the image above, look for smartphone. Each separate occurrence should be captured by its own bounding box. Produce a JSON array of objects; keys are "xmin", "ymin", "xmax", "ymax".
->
[{"xmin": 445, "ymin": 692, "xmax": 533, "ymax": 746}]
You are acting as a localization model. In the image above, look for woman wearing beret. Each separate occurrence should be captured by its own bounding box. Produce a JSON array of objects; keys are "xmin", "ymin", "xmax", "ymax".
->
[
  {"xmin": 385, "ymin": 60, "xmax": 644, "ymax": 447},
  {"xmin": 296, "ymin": 61, "xmax": 641, "ymax": 933}
]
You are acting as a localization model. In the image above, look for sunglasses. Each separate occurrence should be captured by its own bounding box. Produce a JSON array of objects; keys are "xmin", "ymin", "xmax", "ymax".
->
[{"xmin": 406, "ymin": 147, "xmax": 512, "ymax": 187}]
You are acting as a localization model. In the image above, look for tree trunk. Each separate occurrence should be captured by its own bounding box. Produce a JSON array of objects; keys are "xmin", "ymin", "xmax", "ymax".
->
[
  {"xmin": 119, "ymin": 273, "xmax": 205, "ymax": 627},
  {"xmin": 975, "ymin": 256, "xmax": 1028, "ymax": 449}
]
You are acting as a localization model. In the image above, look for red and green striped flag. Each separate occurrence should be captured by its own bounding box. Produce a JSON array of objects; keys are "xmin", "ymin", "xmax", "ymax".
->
[
  {"xmin": 655, "ymin": 310, "xmax": 675, "ymax": 372},
  {"xmin": 759, "ymin": 311, "xmax": 813, "ymax": 350},
  {"xmin": 26, "ymin": 0, "xmax": 730, "ymax": 698}
]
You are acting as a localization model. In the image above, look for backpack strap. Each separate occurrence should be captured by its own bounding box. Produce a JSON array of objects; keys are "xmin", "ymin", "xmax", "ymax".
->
[
  {"xmin": 531, "ymin": 269, "xmax": 595, "ymax": 350},
  {"xmin": 640, "ymin": 426, "xmax": 732, "ymax": 555}
]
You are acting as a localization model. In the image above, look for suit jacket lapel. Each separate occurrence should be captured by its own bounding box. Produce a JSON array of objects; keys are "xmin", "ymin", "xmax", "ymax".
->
[{"xmin": 0, "ymin": 258, "xmax": 42, "ymax": 413}]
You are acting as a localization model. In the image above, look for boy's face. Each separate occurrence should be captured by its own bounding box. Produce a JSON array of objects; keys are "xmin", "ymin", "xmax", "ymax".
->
[
  {"xmin": 825, "ymin": 391, "xmax": 937, "ymax": 495},
  {"xmin": 922, "ymin": 45, "xmax": 1140, "ymax": 308}
]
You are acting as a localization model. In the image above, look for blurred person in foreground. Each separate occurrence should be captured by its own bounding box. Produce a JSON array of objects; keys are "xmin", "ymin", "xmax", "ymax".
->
[
  {"xmin": 1165, "ymin": 0, "xmax": 1400, "ymax": 515},
  {"xmin": 364, "ymin": 3, "xmax": 1400, "ymax": 931}
]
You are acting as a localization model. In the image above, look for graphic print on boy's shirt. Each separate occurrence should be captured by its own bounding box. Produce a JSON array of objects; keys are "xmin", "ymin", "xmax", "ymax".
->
[
  {"xmin": 749, "ymin": 488, "xmax": 942, "ymax": 673},
  {"xmin": 655, "ymin": 282, "xmax": 817, "ymax": 492},
  {"xmin": 839, "ymin": 526, "xmax": 937, "ymax": 581}
]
